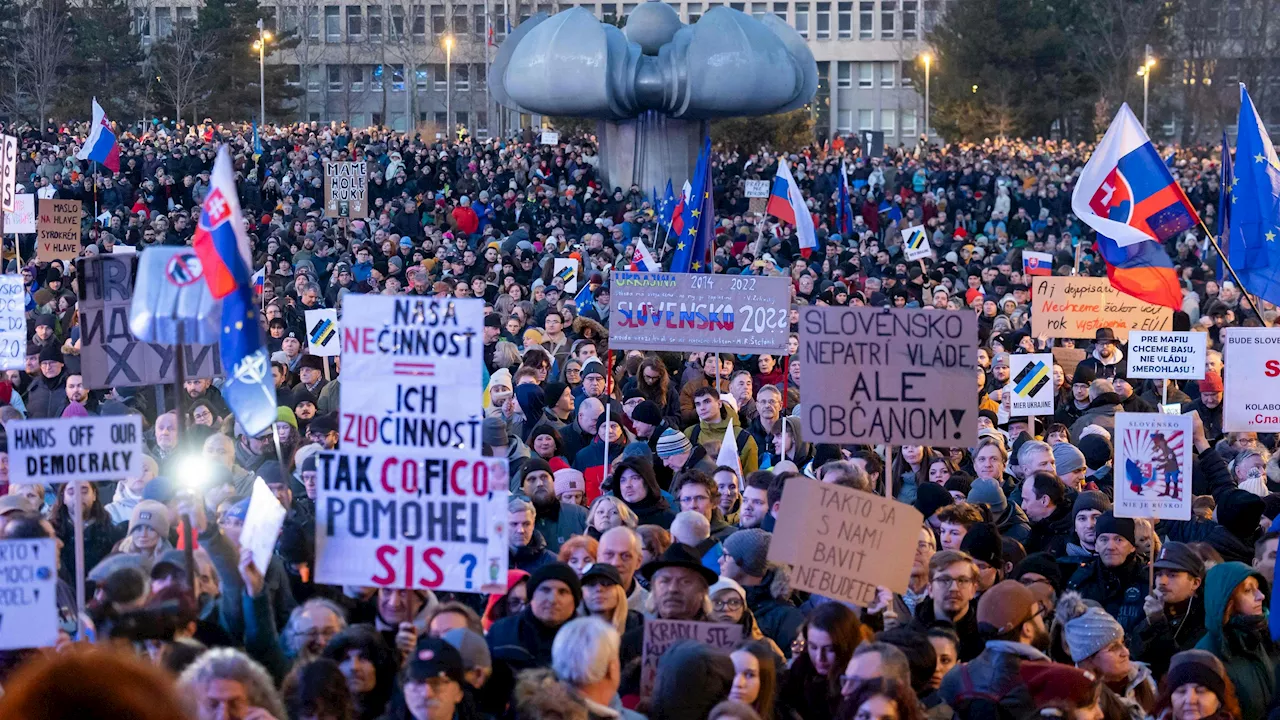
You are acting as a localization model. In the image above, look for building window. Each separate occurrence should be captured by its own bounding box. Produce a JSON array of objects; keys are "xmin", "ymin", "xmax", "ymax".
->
[
  {"xmin": 752, "ymin": 2, "xmax": 766, "ymax": 18},
  {"xmin": 494, "ymin": 4, "xmax": 507, "ymax": 38},
  {"xmin": 518, "ymin": 2, "xmax": 530, "ymax": 21},
  {"xmin": 284, "ymin": 65, "xmax": 301, "ymax": 86},
  {"xmin": 281, "ymin": 6, "xmax": 300, "ymax": 33},
  {"xmin": 794, "ymin": 2, "xmax": 808, "ymax": 37},
  {"xmin": 328, "ymin": 65, "xmax": 343, "ymax": 91},
  {"xmin": 837, "ymin": 2, "xmax": 851, "ymax": 38},
  {"xmin": 413, "ymin": 5, "xmax": 426, "ymax": 36},
  {"xmin": 880, "ymin": 61, "xmax": 894, "ymax": 87},
  {"xmin": 858, "ymin": 1, "xmax": 872, "ymax": 38},
  {"xmin": 858, "ymin": 62, "xmax": 873, "ymax": 88},
  {"xmin": 156, "ymin": 7, "xmax": 172, "ymax": 38},
  {"xmin": 456, "ymin": 111, "xmax": 468, "ymax": 128},
  {"xmin": 435, "ymin": 112, "xmax": 447, "ymax": 127},
  {"xmin": 309, "ymin": 112, "xmax": 321, "ymax": 121},
  {"xmin": 601, "ymin": 3, "xmax": 617, "ymax": 22},
  {"xmin": 391, "ymin": 64, "xmax": 405, "ymax": 91},
  {"xmin": 858, "ymin": 109, "xmax": 873, "ymax": 131},
  {"xmin": 135, "ymin": 8, "xmax": 150, "ymax": 38},
  {"xmin": 901, "ymin": 61, "xmax": 913, "ymax": 86},
  {"xmin": 307, "ymin": 66, "xmax": 322, "ymax": 92},
  {"xmin": 473, "ymin": 5, "xmax": 486, "ymax": 40},
  {"xmin": 902, "ymin": 0, "xmax": 916, "ymax": 38},
  {"xmin": 624, "ymin": 3, "xmax": 638, "ymax": 15},
  {"xmin": 476, "ymin": 63, "xmax": 487, "ymax": 86},
  {"xmin": 815, "ymin": 2, "xmax": 829, "ymax": 39},
  {"xmin": 346, "ymin": 6, "xmax": 363, "ymax": 38},
  {"xmin": 371, "ymin": 64, "xmax": 384, "ymax": 91},
  {"xmin": 688, "ymin": 3, "xmax": 702, "ymax": 21},
  {"xmin": 455, "ymin": 65, "xmax": 470, "ymax": 90},
  {"xmin": 306, "ymin": 7, "xmax": 320, "ymax": 38},
  {"xmin": 372, "ymin": 112, "xmax": 383, "ymax": 125},
  {"xmin": 452, "ymin": 4, "xmax": 469, "ymax": 34},
  {"xmin": 880, "ymin": 0, "xmax": 895, "ymax": 39},
  {"xmin": 773, "ymin": 2, "xmax": 786, "ymax": 20},
  {"xmin": 367, "ymin": 5, "xmax": 381, "ymax": 38},
  {"xmin": 389, "ymin": 5, "xmax": 405, "ymax": 37},
  {"xmin": 881, "ymin": 109, "xmax": 896, "ymax": 136},
  {"xmin": 837, "ymin": 109, "xmax": 853, "ymax": 132},
  {"xmin": 431, "ymin": 5, "xmax": 446, "ymax": 34},
  {"xmin": 434, "ymin": 64, "xmax": 446, "ymax": 91},
  {"xmin": 176, "ymin": 7, "xmax": 193, "ymax": 24},
  {"xmin": 325, "ymin": 6, "xmax": 341, "ymax": 41},
  {"xmin": 902, "ymin": 109, "xmax": 917, "ymax": 136},
  {"xmin": 415, "ymin": 68, "xmax": 428, "ymax": 89},
  {"xmin": 261, "ymin": 7, "xmax": 276, "ymax": 31},
  {"xmin": 837, "ymin": 61, "xmax": 852, "ymax": 88},
  {"xmin": 476, "ymin": 112, "xmax": 488, "ymax": 137},
  {"xmin": 351, "ymin": 66, "xmax": 365, "ymax": 92}
]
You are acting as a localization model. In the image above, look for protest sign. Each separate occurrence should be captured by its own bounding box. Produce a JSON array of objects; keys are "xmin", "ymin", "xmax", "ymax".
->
[
  {"xmin": 242, "ymin": 477, "xmax": 287, "ymax": 575},
  {"xmin": 800, "ymin": 306, "xmax": 978, "ymax": 446},
  {"xmin": 768, "ymin": 477, "xmax": 922, "ymax": 605},
  {"xmin": 1127, "ymin": 331, "xmax": 1207, "ymax": 380},
  {"xmin": 37, "ymin": 199, "xmax": 81, "ymax": 263},
  {"xmin": 744, "ymin": 180, "xmax": 770, "ymax": 198},
  {"xmin": 1223, "ymin": 327, "xmax": 1280, "ymax": 432},
  {"xmin": 324, "ymin": 161, "xmax": 369, "ymax": 218},
  {"xmin": 8, "ymin": 415, "xmax": 143, "ymax": 485},
  {"xmin": 306, "ymin": 308, "xmax": 340, "ymax": 357},
  {"xmin": 1114, "ymin": 413, "xmax": 1192, "ymax": 521},
  {"xmin": 0, "ymin": 276, "xmax": 24, "ymax": 370},
  {"xmin": 553, "ymin": 258, "xmax": 578, "ymax": 294},
  {"xmin": 75, "ymin": 254, "xmax": 222, "ymax": 389},
  {"xmin": 1008, "ymin": 353, "xmax": 1054, "ymax": 416},
  {"xmin": 1, "ymin": 194, "xmax": 36, "ymax": 234},
  {"xmin": 313, "ymin": 449, "xmax": 509, "ymax": 592},
  {"xmin": 610, "ymin": 272, "xmax": 791, "ymax": 354},
  {"xmin": 0, "ymin": 538, "xmax": 58, "ymax": 651},
  {"xmin": 1030, "ymin": 276, "xmax": 1171, "ymax": 341},
  {"xmin": 1052, "ymin": 347, "xmax": 1087, "ymax": 383},
  {"xmin": 0, "ymin": 134, "xmax": 16, "ymax": 213},
  {"xmin": 540, "ymin": 130, "xmax": 560, "ymax": 145},
  {"xmin": 901, "ymin": 225, "xmax": 932, "ymax": 261},
  {"xmin": 640, "ymin": 619, "xmax": 742, "ymax": 698}
]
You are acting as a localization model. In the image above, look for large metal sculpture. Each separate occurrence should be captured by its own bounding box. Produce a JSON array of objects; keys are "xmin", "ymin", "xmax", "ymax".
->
[{"xmin": 489, "ymin": 1, "xmax": 818, "ymax": 191}]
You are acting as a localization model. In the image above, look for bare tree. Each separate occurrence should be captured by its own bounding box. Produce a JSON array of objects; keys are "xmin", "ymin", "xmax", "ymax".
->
[
  {"xmin": 151, "ymin": 21, "xmax": 215, "ymax": 122},
  {"xmin": 10, "ymin": 0, "xmax": 72, "ymax": 124}
]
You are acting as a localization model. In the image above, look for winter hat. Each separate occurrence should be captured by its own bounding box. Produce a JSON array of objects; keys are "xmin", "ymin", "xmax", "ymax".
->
[
  {"xmin": 129, "ymin": 500, "xmax": 171, "ymax": 537},
  {"xmin": 1053, "ymin": 443, "xmax": 1087, "ymax": 477},
  {"xmin": 528, "ymin": 562, "xmax": 583, "ymax": 606},
  {"xmin": 224, "ymin": 497, "xmax": 251, "ymax": 522},
  {"xmin": 959, "ymin": 522, "xmax": 1003, "ymax": 568},
  {"xmin": 1153, "ymin": 541, "xmax": 1206, "ymax": 579},
  {"xmin": 967, "ymin": 478, "xmax": 1008, "ymax": 517},
  {"xmin": 38, "ymin": 343, "xmax": 64, "ymax": 364},
  {"xmin": 1072, "ymin": 363, "xmax": 1098, "ymax": 386},
  {"xmin": 1064, "ymin": 606, "xmax": 1124, "ymax": 662},
  {"xmin": 631, "ymin": 400, "xmax": 663, "ymax": 426},
  {"xmin": 1164, "ymin": 652, "xmax": 1229, "ymax": 704},
  {"xmin": 1217, "ymin": 488, "xmax": 1266, "ymax": 541},
  {"xmin": 1011, "ymin": 552, "xmax": 1064, "ymax": 593},
  {"xmin": 708, "ymin": 577, "xmax": 748, "ymax": 606},
  {"xmin": 581, "ymin": 359, "xmax": 606, "ymax": 380},
  {"xmin": 62, "ymin": 402, "xmax": 89, "ymax": 419},
  {"xmin": 944, "ymin": 473, "xmax": 973, "ymax": 497},
  {"xmin": 1200, "ymin": 370, "xmax": 1223, "ymax": 394},
  {"xmin": 1077, "ymin": 434, "xmax": 1113, "ymax": 471},
  {"xmin": 482, "ymin": 416, "xmax": 509, "ymax": 447},
  {"xmin": 406, "ymin": 636, "xmax": 466, "ymax": 684},
  {"xmin": 1072, "ymin": 490, "xmax": 1112, "ymax": 518},
  {"xmin": 656, "ymin": 428, "xmax": 694, "ymax": 458},
  {"xmin": 648, "ymin": 641, "xmax": 735, "ymax": 720},
  {"xmin": 1018, "ymin": 662, "xmax": 1099, "ymax": 708},
  {"xmin": 276, "ymin": 406, "xmax": 298, "ymax": 430},
  {"xmin": 553, "ymin": 467, "xmax": 586, "ymax": 498},
  {"xmin": 543, "ymin": 382, "xmax": 571, "ymax": 409},
  {"xmin": 441, "ymin": 628, "xmax": 492, "ymax": 671},
  {"xmin": 723, "ymin": 529, "xmax": 772, "ymax": 577},
  {"xmin": 913, "ymin": 483, "xmax": 954, "ymax": 519},
  {"xmin": 1094, "ymin": 511, "xmax": 1136, "ymax": 546},
  {"xmin": 976, "ymin": 580, "xmax": 1037, "ymax": 635}
]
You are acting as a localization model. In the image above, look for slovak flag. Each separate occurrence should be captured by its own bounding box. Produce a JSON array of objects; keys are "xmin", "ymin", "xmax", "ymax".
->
[
  {"xmin": 768, "ymin": 159, "xmax": 817, "ymax": 257},
  {"xmin": 252, "ymin": 267, "xmax": 265, "ymax": 294},
  {"xmin": 670, "ymin": 180, "xmax": 691, "ymax": 236},
  {"xmin": 194, "ymin": 146, "xmax": 277, "ymax": 435},
  {"xmin": 1023, "ymin": 251, "xmax": 1054, "ymax": 276},
  {"xmin": 1071, "ymin": 103, "xmax": 1195, "ymax": 309},
  {"xmin": 630, "ymin": 236, "xmax": 658, "ymax": 272},
  {"xmin": 76, "ymin": 98, "xmax": 120, "ymax": 172}
]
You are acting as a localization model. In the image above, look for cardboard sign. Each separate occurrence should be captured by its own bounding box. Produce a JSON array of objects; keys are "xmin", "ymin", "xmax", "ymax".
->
[
  {"xmin": 901, "ymin": 225, "xmax": 932, "ymax": 261},
  {"xmin": 0, "ymin": 276, "xmax": 24, "ymax": 370},
  {"xmin": 1008, "ymin": 353, "xmax": 1055, "ymax": 416},
  {"xmin": 1052, "ymin": 347, "xmax": 1087, "ymax": 383},
  {"xmin": 305, "ymin": 308, "xmax": 340, "ymax": 357},
  {"xmin": 75, "ymin": 254, "xmax": 222, "ymax": 389},
  {"xmin": 1223, "ymin": 327, "xmax": 1280, "ymax": 432},
  {"xmin": 800, "ymin": 306, "xmax": 978, "ymax": 446},
  {"xmin": 313, "ymin": 449, "xmax": 509, "ymax": 592},
  {"xmin": 1030, "ymin": 276, "xmax": 1171, "ymax": 341},
  {"xmin": 8, "ymin": 415, "xmax": 143, "ymax": 484},
  {"xmin": 640, "ymin": 619, "xmax": 742, "ymax": 698},
  {"xmin": 610, "ymin": 272, "xmax": 792, "ymax": 354},
  {"xmin": 540, "ymin": 130, "xmax": 560, "ymax": 145},
  {"xmin": 324, "ymin": 161, "xmax": 369, "ymax": 218},
  {"xmin": 241, "ymin": 477, "xmax": 287, "ymax": 575},
  {"xmin": 1127, "ymin": 331, "xmax": 1207, "ymax": 380},
  {"xmin": 37, "ymin": 198, "xmax": 81, "ymax": 262},
  {"xmin": 743, "ymin": 180, "xmax": 770, "ymax": 198},
  {"xmin": 0, "ymin": 538, "xmax": 59, "ymax": 650},
  {"xmin": 0, "ymin": 134, "xmax": 16, "ymax": 213},
  {"xmin": 1, "ymin": 194, "xmax": 36, "ymax": 234},
  {"xmin": 553, "ymin": 258, "xmax": 578, "ymax": 294},
  {"xmin": 768, "ymin": 477, "xmax": 923, "ymax": 605},
  {"xmin": 1114, "ymin": 413, "xmax": 1192, "ymax": 521}
]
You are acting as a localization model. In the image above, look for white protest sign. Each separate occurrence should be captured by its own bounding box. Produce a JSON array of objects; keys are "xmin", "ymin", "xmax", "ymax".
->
[
  {"xmin": 553, "ymin": 258, "xmax": 578, "ymax": 295},
  {"xmin": 1008, "ymin": 353, "xmax": 1055, "ymax": 416},
  {"xmin": 8, "ymin": 415, "xmax": 143, "ymax": 484},
  {"xmin": 2, "ymin": 194, "xmax": 36, "ymax": 234},
  {"xmin": 540, "ymin": 130, "xmax": 560, "ymax": 145},
  {"xmin": 743, "ymin": 180, "xmax": 770, "ymax": 198},
  {"xmin": 1114, "ymin": 413, "xmax": 1192, "ymax": 520},
  {"xmin": 1127, "ymin": 331, "xmax": 1206, "ymax": 380},
  {"xmin": 0, "ymin": 538, "xmax": 59, "ymax": 650},
  {"xmin": 0, "ymin": 276, "xmax": 24, "ymax": 370},
  {"xmin": 241, "ymin": 477, "xmax": 287, "ymax": 575},
  {"xmin": 1223, "ymin": 327, "xmax": 1280, "ymax": 432},
  {"xmin": 305, "ymin": 308, "xmax": 340, "ymax": 357},
  {"xmin": 0, "ymin": 134, "xmax": 16, "ymax": 214},
  {"xmin": 901, "ymin": 225, "xmax": 932, "ymax": 262}
]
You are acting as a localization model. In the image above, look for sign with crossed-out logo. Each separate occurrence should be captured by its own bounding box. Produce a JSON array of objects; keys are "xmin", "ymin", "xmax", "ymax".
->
[{"xmin": 1008, "ymin": 353, "xmax": 1055, "ymax": 416}]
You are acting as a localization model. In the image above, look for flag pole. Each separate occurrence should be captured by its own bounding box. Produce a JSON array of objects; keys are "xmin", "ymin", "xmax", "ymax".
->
[{"xmin": 1197, "ymin": 218, "xmax": 1271, "ymax": 327}]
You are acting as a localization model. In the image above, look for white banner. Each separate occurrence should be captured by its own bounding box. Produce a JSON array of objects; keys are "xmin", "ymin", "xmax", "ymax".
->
[
  {"xmin": 1223, "ymin": 327, "xmax": 1280, "ymax": 432},
  {"xmin": 1127, "ymin": 331, "xmax": 1207, "ymax": 380},
  {"xmin": 0, "ymin": 538, "xmax": 58, "ymax": 650},
  {"xmin": 1008, "ymin": 353, "xmax": 1055, "ymax": 416},
  {"xmin": 0, "ymin": 134, "xmax": 16, "ymax": 214},
  {"xmin": 0, "ymin": 275, "xmax": 24, "ymax": 370},
  {"xmin": 2, "ymin": 194, "xmax": 35, "ymax": 234},
  {"xmin": 305, "ymin": 308, "xmax": 340, "ymax": 357},
  {"xmin": 241, "ymin": 477, "xmax": 287, "ymax": 575},
  {"xmin": 743, "ymin": 180, "xmax": 770, "ymax": 198},
  {"xmin": 1113, "ymin": 413, "xmax": 1192, "ymax": 521},
  {"xmin": 9, "ymin": 416, "xmax": 143, "ymax": 484}
]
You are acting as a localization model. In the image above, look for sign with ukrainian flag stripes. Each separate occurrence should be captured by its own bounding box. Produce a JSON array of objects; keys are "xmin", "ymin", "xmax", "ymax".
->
[
  {"xmin": 901, "ymin": 225, "xmax": 933, "ymax": 261},
  {"xmin": 305, "ymin": 308, "xmax": 341, "ymax": 357},
  {"xmin": 1009, "ymin": 353, "xmax": 1055, "ymax": 416}
]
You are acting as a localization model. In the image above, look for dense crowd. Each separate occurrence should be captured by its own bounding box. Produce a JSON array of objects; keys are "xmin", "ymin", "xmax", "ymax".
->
[{"xmin": 0, "ymin": 118, "xmax": 1273, "ymax": 720}]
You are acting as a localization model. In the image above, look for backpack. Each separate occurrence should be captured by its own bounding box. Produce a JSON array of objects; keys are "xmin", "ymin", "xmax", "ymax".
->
[{"xmin": 949, "ymin": 664, "xmax": 1024, "ymax": 720}]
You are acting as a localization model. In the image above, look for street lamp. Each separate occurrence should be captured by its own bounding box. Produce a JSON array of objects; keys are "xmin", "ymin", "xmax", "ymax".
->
[
  {"xmin": 920, "ymin": 52, "xmax": 932, "ymax": 146},
  {"xmin": 444, "ymin": 34, "xmax": 454, "ymax": 137},
  {"xmin": 254, "ymin": 19, "xmax": 273, "ymax": 130},
  {"xmin": 1138, "ymin": 49, "xmax": 1156, "ymax": 130}
]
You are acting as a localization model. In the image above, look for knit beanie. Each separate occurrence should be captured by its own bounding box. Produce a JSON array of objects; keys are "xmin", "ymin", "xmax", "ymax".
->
[
  {"xmin": 1077, "ymin": 434, "xmax": 1112, "ymax": 471},
  {"xmin": 1165, "ymin": 652, "xmax": 1228, "ymax": 704},
  {"xmin": 656, "ymin": 428, "xmax": 693, "ymax": 458},
  {"xmin": 967, "ymin": 478, "xmax": 1008, "ymax": 517},
  {"xmin": 483, "ymin": 416, "xmax": 508, "ymax": 447},
  {"xmin": 959, "ymin": 522, "xmax": 1003, "ymax": 568},
  {"xmin": 723, "ymin": 529, "xmax": 772, "ymax": 577},
  {"xmin": 1094, "ymin": 511, "xmax": 1135, "ymax": 546},
  {"xmin": 1071, "ymin": 490, "xmax": 1112, "ymax": 518},
  {"xmin": 1011, "ymin": 552, "xmax": 1064, "ymax": 593},
  {"xmin": 1217, "ymin": 489, "xmax": 1266, "ymax": 541},
  {"xmin": 581, "ymin": 358, "xmax": 605, "ymax": 379},
  {"xmin": 129, "ymin": 500, "xmax": 171, "ymax": 537},
  {"xmin": 1053, "ymin": 442, "xmax": 1087, "ymax": 476},
  {"xmin": 528, "ymin": 562, "xmax": 583, "ymax": 606},
  {"xmin": 1064, "ymin": 607, "xmax": 1125, "ymax": 663},
  {"xmin": 553, "ymin": 467, "xmax": 586, "ymax": 498},
  {"xmin": 631, "ymin": 400, "xmax": 663, "ymax": 426},
  {"xmin": 913, "ymin": 483, "xmax": 954, "ymax": 519}
]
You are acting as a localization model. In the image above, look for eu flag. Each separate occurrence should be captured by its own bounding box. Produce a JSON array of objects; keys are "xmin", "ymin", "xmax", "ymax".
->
[
  {"xmin": 659, "ymin": 180, "xmax": 676, "ymax": 227},
  {"xmin": 1218, "ymin": 131, "xmax": 1233, "ymax": 283},
  {"xmin": 669, "ymin": 138, "xmax": 714, "ymax": 273},
  {"xmin": 1229, "ymin": 83, "xmax": 1280, "ymax": 307},
  {"xmin": 836, "ymin": 160, "xmax": 854, "ymax": 236}
]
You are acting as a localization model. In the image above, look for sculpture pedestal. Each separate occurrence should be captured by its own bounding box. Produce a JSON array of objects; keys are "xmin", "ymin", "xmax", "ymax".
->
[{"xmin": 597, "ymin": 111, "xmax": 709, "ymax": 194}]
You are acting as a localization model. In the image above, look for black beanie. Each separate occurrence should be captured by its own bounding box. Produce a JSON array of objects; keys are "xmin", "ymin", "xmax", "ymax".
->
[
  {"xmin": 1072, "ymin": 363, "xmax": 1098, "ymax": 386},
  {"xmin": 914, "ymin": 482, "xmax": 954, "ymax": 519},
  {"xmin": 1094, "ymin": 511, "xmax": 1136, "ymax": 546},
  {"xmin": 1077, "ymin": 434, "xmax": 1113, "ymax": 471},
  {"xmin": 632, "ymin": 400, "xmax": 663, "ymax": 426},
  {"xmin": 960, "ymin": 522, "xmax": 1003, "ymax": 567},
  {"xmin": 1011, "ymin": 552, "xmax": 1064, "ymax": 593},
  {"xmin": 528, "ymin": 562, "xmax": 582, "ymax": 607},
  {"xmin": 1218, "ymin": 489, "xmax": 1266, "ymax": 541}
]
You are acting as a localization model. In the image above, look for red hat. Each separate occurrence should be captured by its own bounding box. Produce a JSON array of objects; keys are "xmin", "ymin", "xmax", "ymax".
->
[
  {"xmin": 1200, "ymin": 370, "xmax": 1223, "ymax": 394},
  {"xmin": 1018, "ymin": 662, "xmax": 1098, "ymax": 708},
  {"xmin": 965, "ymin": 288, "xmax": 984, "ymax": 306}
]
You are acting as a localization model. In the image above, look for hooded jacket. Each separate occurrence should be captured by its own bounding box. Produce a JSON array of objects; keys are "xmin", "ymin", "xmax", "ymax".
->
[
  {"xmin": 994, "ymin": 500, "xmax": 1032, "ymax": 546},
  {"xmin": 742, "ymin": 568, "xmax": 805, "ymax": 658},
  {"xmin": 938, "ymin": 640, "xmax": 1053, "ymax": 720},
  {"xmin": 510, "ymin": 530, "xmax": 557, "ymax": 573},
  {"xmin": 1024, "ymin": 501, "xmax": 1074, "ymax": 556},
  {"xmin": 1068, "ymin": 392, "xmax": 1124, "ymax": 442},
  {"xmin": 1066, "ymin": 553, "xmax": 1150, "ymax": 635},
  {"xmin": 1194, "ymin": 562, "xmax": 1278, "ymax": 720},
  {"xmin": 487, "ymin": 606, "xmax": 566, "ymax": 670},
  {"xmin": 686, "ymin": 404, "xmax": 759, "ymax": 475}
]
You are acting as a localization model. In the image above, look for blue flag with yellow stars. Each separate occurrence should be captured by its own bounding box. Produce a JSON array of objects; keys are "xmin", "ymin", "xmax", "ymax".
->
[{"xmin": 669, "ymin": 138, "xmax": 714, "ymax": 273}]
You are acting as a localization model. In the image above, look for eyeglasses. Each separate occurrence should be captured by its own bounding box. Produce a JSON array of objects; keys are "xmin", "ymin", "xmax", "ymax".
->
[
  {"xmin": 931, "ymin": 575, "xmax": 976, "ymax": 588},
  {"xmin": 712, "ymin": 597, "xmax": 744, "ymax": 611}
]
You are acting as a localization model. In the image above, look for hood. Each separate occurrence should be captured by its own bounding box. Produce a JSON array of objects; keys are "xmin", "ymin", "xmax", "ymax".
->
[
  {"xmin": 1091, "ymin": 347, "xmax": 1124, "ymax": 366},
  {"xmin": 513, "ymin": 529, "xmax": 549, "ymax": 559},
  {"xmin": 1202, "ymin": 561, "xmax": 1264, "ymax": 636},
  {"xmin": 1086, "ymin": 392, "xmax": 1124, "ymax": 410}
]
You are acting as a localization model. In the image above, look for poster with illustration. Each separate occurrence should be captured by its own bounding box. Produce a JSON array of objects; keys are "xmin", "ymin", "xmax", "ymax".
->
[{"xmin": 1114, "ymin": 413, "xmax": 1192, "ymax": 521}]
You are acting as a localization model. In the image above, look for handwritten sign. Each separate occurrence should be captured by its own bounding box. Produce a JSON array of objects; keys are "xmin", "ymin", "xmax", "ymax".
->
[
  {"xmin": 1114, "ymin": 413, "xmax": 1192, "ymax": 521},
  {"xmin": 800, "ymin": 306, "xmax": 978, "ymax": 446},
  {"xmin": 1, "ymin": 194, "xmax": 36, "ymax": 234},
  {"xmin": 1030, "ymin": 276, "xmax": 1171, "ymax": 341},
  {"xmin": 1127, "ymin": 331, "xmax": 1207, "ymax": 380},
  {"xmin": 8, "ymin": 415, "xmax": 143, "ymax": 484},
  {"xmin": 640, "ymin": 619, "xmax": 742, "ymax": 698},
  {"xmin": 1008, "ymin": 353, "xmax": 1054, "ymax": 416},
  {"xmin": 744, "ymin": 180, "xmax": 770, "ymax": 198},
  {"xmin": 324, "ymin": 161, "xmax": 369, "ymax": 218},
  {"xmin": 540, "ymin": 130, "xmax": 560, "ymax": 145},
  {"xmin": 0, "ymin": 134, "xmax": 16, "ymax": 213},
  {"xmin": 768, "ymin": 477, "xmax": 922, "ymax": 605},
  {"xmin": 0, "ymin": 539, "xmax": 58, "ymax": 650},
  {"xmin": 609, "ymin": 272, "xmax": 791, "ymax": 354},
  {"xmin": 37, "ymin": 198, "xmax": 81, "ymax": 262},
  {"xmin": 0, "ymin": 276, "xmax": 24, "ymax": 370},
  {"xmin": 1223, "ymin": 327, "xmax": 1280, "ymax": 432}
]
